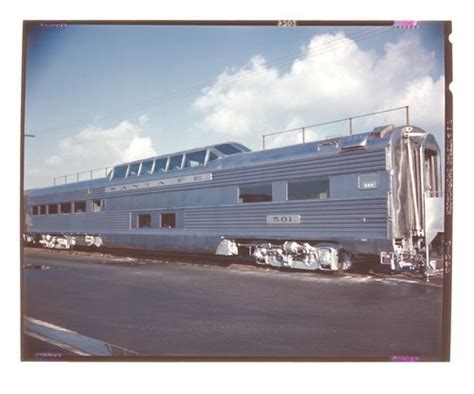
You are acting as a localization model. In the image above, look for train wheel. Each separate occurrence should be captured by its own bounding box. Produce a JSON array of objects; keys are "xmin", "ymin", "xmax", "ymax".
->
[
  {"xmin": 334, "ymin": 261, "xmax": 345, "ymax": 276},
  {"xmin": 334, "ymin": 250, "xmax": 352, "ymax": 276}
]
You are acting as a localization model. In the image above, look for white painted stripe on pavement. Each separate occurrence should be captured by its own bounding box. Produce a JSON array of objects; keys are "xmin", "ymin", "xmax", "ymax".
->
[
  {"xmin": 25, "ymin": 331, "xmax": 90, "ymax": 356},
  {"xmin": 24, "ymin": 316, "xmax": 138, "ymax": 356}
]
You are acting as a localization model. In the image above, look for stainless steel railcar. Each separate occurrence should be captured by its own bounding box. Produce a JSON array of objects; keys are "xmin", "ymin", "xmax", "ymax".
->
[{"xmin": 24, "ymin": 124, "xmax": 444, "ymax": 274}]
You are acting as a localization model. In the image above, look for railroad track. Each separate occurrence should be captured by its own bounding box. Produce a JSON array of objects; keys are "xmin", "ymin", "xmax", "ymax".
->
[{"xmin": 22, "ymin": 245, "xmax": 443, "ymax": 286}]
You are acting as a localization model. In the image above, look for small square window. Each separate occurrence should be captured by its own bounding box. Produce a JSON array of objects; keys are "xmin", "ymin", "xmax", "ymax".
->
[
  {"xmin": 74, "ymin": 201, "xmax": 86, "ymax": 213},
  {"xmin": 128, "ymin": 163, "xmax": 140, "ymax": 177},
  {"xmin": 32, "ymin": 206, "xmax": 39, "ymax": 215},
  {"xmin": 208, "ymin": 152, "xmax": 218, "ymax": 162},
  {"xmin": 184, "ymin": 150, "xmax": 206, "ymax": 168},
  {"xmin": 153, "ymin": 158, "xmax": 168, "ymax": 173},
  {"xmin": 48, "ymin": 204, "xmax": 58, "ymax": 214},
  {"xmin": 112, "ymin": 165, "xmax": 128, "ymax": 179},
  {"xmin": 168, "ymin": 155, "xmax": 183, "ymax": 171},
  {"xmin": 60, "ymin": 203, "xmax": 72, "ymax": 214},
  {"xmin": 39, "ymin": 205, "xmax": 47, "ymax": 215},
  {"xmin": 92, "ymin": 199, "xmax": 104, "ymax": 212},
  {"xmin": 140, "ymin": 160, "xmax": 154, "ymax": 176},
  {"xmin": 138, "ymin": 214, "xmax": 152, "ymax": 228},
  {"xmin": 161, "ymin": 213, "xmax": 176, "ymax": 228}
]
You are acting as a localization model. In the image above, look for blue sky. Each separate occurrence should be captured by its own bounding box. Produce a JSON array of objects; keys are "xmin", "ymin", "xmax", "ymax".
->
[{"xmin": 24, "ymin": 22, "xmax": 446, "ymax": 188}]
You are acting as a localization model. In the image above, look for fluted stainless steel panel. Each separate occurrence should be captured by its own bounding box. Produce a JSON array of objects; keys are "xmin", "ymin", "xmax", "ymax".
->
[
  {"xmin": 28, "ymin": 148, "xmax": 386, "ymax": 205},
  {"xmin": 30, "ymin": 211, "xmax": 130, "ymax": 233},
  {"xmin": 185, "ymin": 197, "xmax": 387, "ymax": 235}
]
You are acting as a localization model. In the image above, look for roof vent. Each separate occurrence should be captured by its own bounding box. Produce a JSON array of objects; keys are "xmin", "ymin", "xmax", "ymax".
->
[
  {"xmin": 340, "ymin": 135, "xmax": 368, "ymax": 151},
  {"xmin": 316, "ymin": 139, "xmax": 340, "ymax": 151},
  {"xmin": 371, "ymin": 124, "xmax": 394, "ymax": 139}
]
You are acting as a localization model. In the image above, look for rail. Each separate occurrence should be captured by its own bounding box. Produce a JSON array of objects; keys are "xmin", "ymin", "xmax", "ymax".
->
[{"xmin": 261, "ymin": 106, "xmax": 409, "ymax": 150}]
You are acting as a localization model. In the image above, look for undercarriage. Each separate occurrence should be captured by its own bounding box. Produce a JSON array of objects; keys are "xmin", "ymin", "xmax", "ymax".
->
[{"xmin": 216, "ymin": 238, "xmax": 352, "ymax": 272}]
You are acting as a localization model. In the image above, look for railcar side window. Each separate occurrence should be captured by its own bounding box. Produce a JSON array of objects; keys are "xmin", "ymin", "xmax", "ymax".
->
[
  {"xmin": 239, "ymin": 184, "xmax": 273, "ymax": 203},
  {"xmin": 215, "ymin": 144, "xmax": 241, "ymax": 155},
  {"xmin": 60, "ymin": 202, "xmax": 72, "ymax": 214},
  {"xmin": 74, "ymin": 201, "xmax": 86, "ymax": 213},
  {"xmin": 358, "ymin": 173, "xmax": 379, "ymax": 190},
  {"xmin": 424, "ymin": 149, "xmax": 440, "ymax": 193},
  {"xmin": 39, "ymin": 205, "xmax": 47, "ymax": 215},
  {"xmin": 154, "ymin": 158, "xmax": 168, "ymax": 173},
  {"xmin": 138, "ymin": 214, "xmax": 151, "ymax": 228},
  {"xmin": 168, "ymin": 155, "xmax": 183, "ymax": 171},
  {"xmin": 184, "ymin": 150, "xmax": 206, "ymax": 168},
  {"xmin": 128, "ymin": 163, "xmax": 140, "ymax": 177},
  {"xmin": 32, "ymin": 206, "xmax": 39, "ymax": 215},
  {"xmin": 92, "ymin": 199, "xmax": 104, "ymax": 212},
  {"xmin": 288, "ymin": 178, "xmax": 330, "ymax": 200},
  {"xmin": 48, "ymin": 204, "xmax": 58, "ymax": 214},
  {"xmin": 208, "ymin": 152, "xmax": 218, "ymax": 162},
  {"xmin": 161, "ymin": 213, "xmax": 176, "ymax": 228},
  {"xmin": 139, "ymin": 160, "xmax": 154, "ymax": 176},
  {"xmin": 112, "ymin": 165, "xmax": 128, "ymax": 179}
]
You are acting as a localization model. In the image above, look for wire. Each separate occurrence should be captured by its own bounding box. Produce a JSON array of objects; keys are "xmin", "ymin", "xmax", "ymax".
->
[
  {"xmin": 32, "ymin": 26, "xmax": 392, "ymax": 135},
  {"xmin": 35, "ymin": 27, "xmax": 389, "ymax": 134}
]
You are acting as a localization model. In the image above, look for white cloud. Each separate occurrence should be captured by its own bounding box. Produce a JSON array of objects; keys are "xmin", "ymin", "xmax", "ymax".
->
[
  {"xmin": 192, "ymin": 32, "xmax": 444, "ymax": 149},
  {"xmin": 138, "ymin": 113, "xmax": 150, "ymax": 126},
  {"xmin": 44, "ymin": 116, "xmax": 156, "ymax": 178}
]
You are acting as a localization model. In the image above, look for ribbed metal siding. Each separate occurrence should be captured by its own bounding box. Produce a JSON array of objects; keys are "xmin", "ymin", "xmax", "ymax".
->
[
  {"xmin": 27, "ymin": 148, "xmax": 386, "ymax": 205},
  {"xmin": 28, "ymin": 190, "xmax": 95, "ymax": 205},
  {"xmin": 185, "ymin": 197, "xmax": 387, "ymax": 236},
  {"xmin": 30, "ymin": 211, "xmax": 130, "ymax": 233},
  {"xmin": 213, "ymin": 150, "xmax": 385, "ymax": 185}
]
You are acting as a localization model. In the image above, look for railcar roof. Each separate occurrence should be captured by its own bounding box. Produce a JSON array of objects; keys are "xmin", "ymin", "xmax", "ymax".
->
[{"xmin": 27, "ymin": 125, "xmax": 419, "ymax": 196}]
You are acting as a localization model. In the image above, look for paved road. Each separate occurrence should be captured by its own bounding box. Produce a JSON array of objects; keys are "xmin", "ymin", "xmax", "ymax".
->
[{"xmin": 22, "ymin": 248, "xmax": 445, "ymax": 359}]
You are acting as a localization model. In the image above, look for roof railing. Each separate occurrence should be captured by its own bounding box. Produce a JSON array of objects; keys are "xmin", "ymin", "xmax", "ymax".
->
[
  {"xmin": 53, "ymin": 166, "xmax": 114, "ymax": 186},
  {"xmin": 52, "ymin": 106, "xmax": 409, "ymax": 185},
  {"xmin": 50, "ymin": 143, "xmax": 239, "ymax": 186},
  {"xmin": 261, "ymin": 105, "xmax": 409, "ymax": 150}
]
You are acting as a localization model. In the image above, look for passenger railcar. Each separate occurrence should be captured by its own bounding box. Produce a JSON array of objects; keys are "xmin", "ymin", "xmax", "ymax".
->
[{"xmin": 24, "ymin": 124, "xmax": 444, "ymax": 274}]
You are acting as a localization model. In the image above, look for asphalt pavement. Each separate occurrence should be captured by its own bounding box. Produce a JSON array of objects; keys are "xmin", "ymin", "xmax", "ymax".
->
[{"xmin": 22, "ymin": 248, "xmax": 446, "ymax": 360}]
